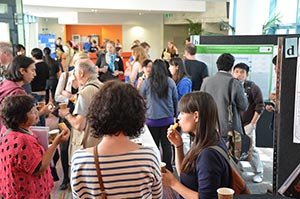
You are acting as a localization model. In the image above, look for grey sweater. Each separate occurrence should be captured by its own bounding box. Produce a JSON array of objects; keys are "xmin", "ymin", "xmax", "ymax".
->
[
  {"xmin": 140, "ymin": 77, "xmax": 178, "ymax": 120},
  {"xmin": 201, "ymin": 71, "xmax": 248, "ymax": 137}
]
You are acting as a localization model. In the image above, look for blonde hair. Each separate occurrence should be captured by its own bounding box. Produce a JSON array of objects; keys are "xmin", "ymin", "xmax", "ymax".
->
[{"xmin": 132, "ymin": 46, "xmax": 147, "ymax": 64}]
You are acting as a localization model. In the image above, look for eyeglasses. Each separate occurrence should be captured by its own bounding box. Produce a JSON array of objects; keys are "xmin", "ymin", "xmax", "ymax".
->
[{"xmin": 30, "ymin": 107, "xmax": 38, "ymax": 114}]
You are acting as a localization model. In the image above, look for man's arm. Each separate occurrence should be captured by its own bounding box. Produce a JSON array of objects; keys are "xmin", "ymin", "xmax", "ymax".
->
[{"xmin": 65, "ymin": 114, "xmax": 86, "ymax": 131}]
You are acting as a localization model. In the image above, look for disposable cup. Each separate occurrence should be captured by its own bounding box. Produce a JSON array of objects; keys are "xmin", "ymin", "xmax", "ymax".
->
[
  {"xmin": 49, "ymin": 129, "xmax": 60, "ymax": 140},
  {"xmin": 160, "ymin": 162, "xmax": 166, "ymax": 173},
  {"xmin": 217, "ymin": 187, "xmax": 235, "ymax": 199},
  {"xmin": 59, "ymin": 102, "xmax": 68, "ymax": 109}
]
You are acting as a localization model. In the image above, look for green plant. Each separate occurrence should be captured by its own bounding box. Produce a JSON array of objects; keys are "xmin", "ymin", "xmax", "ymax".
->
[
  {"xmin": 219, "ymin": 19, "xmax": 235, "ymax": 33},
  {"xmin": 262, "ymin": 13, "xmax": 282, "ymax": 34},
  {"xmin": 186, "ymin": 18, "xmax": 203, "ymax": 35}
]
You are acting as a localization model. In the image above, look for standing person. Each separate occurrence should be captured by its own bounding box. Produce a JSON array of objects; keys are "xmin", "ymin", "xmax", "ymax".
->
[
  {"xmin": 0, "ymin": 94, "xmax": 70, "ymax": 199},
  {"xmin": 141, "ymin": 41, "xmax": 151, "ymax": 58},
  {"xmin": 96, "ymin": 40, "xmax": 123, "ymax": 82},
  {"xmin": 169, "ymin": 57, "xmax": 192, "ymax": 101},
  {"xmin": 136, "ymin": 59, "xmax": 152, "ymax": 90},
  {"xmin": 162, "ymin": 92, "xmax": 231, "ymax": 199},
  {"xmin": 31, "ymin": 48, "xmax": 50, "ymax": 126},
  {"xmin": 71, "ymin": 81, "xmax": 162, "ymax": 199},
  {"xmin": 161, "ymin": 41, "xmax": 179, "ymax": 60},
  {"xmin": 55, "ymin": 53, "xmax": 85, "ymax": 190},
  {"xmin": 0, "ymin": 42, "xmax": 13, "ymax": 82},
  {"xmin": 14, "ymin": 44, "xmax": 26, "ymax": 56},
  {"xmin": 59, "ymin": 58, "xmax": 103, "ymax": 163},
  {"xmin": 140, "ymin": 59, "xmax": 178, "ymax": 172},
  {"xmin": 129, "ymin": 46, "xmax": 148, "ymax": 86},
  {"xmin": 233, "ymin": 62, "xmax": 264, "ymax": 183},
  {"xmin": 184, "ymin": 43, "xmax": 208, "ymax": 91},
  {"xmin": 201, "ymin": 53, "xmax": 248, "ymax": 138},
  {"xmin": 43, "ymin": 47, "xmax": 60, "ymax": 104},
  {"xmin": 0, "ymin": 56, "xmax": 52, "ymax": 129},
  {"xmin": 83, "ymin": 35, "xmax": 92, "ymax": 53},
  {"xmin": 56, "ymin": 37, "xmax": 65, "ymax": 71},
  {"xmin": 64, "ymin": 40, "xmax": 75, "ymax": 72},
  {"xmin": 89, "ymin": 39, "xmax": 100, "ymax": 53}
]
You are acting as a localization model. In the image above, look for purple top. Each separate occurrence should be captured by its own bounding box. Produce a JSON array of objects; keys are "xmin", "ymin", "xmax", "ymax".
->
[{"xmin": 146, "ymin": 117, "xmax": 174, "ymax": 127}]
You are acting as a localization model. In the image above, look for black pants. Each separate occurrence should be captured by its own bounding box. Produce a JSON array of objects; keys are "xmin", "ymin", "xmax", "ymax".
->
[
  {"xmin": 59, "ymin": 118, "xmax": 71, "ymax": 181},
  {"xmin": 148, "ymin": 126, "xmax": 173, "ymax": 172}
]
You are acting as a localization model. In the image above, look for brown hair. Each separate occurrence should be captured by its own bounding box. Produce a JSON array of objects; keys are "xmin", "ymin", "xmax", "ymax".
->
[
  {"xmin": 179, "ymin": 92, "xmax": 221, "ymax": 173},
  {"xmin": 132, "ymin": 46, "xmax": 147, "ymax": 65}
]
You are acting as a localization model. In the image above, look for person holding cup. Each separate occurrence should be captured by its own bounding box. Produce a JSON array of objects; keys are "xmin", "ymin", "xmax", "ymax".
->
[
  {"xmin": 162, "ymin": 92, "xmax": 231, "ymax": 199},
  {"xmin": 0, "ymin": 94, "xmax": 70, "ymax": 198}
]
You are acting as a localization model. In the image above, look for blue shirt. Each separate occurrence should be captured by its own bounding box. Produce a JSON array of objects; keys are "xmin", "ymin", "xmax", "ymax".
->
[
  {"xmin": 177, "ymin": 77, "xmax": 192, "ymax": 101},
  {"xmin": 83, "ymin": 42, "xmax": 92, "ymax": 52}
]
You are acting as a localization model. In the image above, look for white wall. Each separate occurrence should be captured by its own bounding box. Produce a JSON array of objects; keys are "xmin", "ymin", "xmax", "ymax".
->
[{"xmin": 231, "ymin": 0, "xmax": 270, "ymax": 35}]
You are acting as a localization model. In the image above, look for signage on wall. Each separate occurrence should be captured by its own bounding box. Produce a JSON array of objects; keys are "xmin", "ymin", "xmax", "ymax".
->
[
  {"xmin": 190, "ymin": 35, "xmax": 200, "ymax": 45},
  {"xmin": 285, "ymin": 37, "xmax": 298, "ymax": 58}
]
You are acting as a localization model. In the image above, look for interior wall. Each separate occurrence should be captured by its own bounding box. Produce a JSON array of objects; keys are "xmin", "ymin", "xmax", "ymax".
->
[
  {"xmin": 65, "ymin": 25, "xmax": 122, "ymax": 48},
  {"xmin": 163, "ymin": 25, "xmax": 189, "ymax": 57}
]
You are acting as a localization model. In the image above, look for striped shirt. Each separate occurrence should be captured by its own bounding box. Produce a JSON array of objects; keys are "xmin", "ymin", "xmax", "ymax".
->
[{"xmin": 71, "ymin": 147, "xmax": 163, "ymax": 199}]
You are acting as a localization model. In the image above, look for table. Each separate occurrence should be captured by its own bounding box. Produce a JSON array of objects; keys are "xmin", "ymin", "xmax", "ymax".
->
[
  {"xmin": 139, "ymin": 125, "xmax": 161, "ymax": 160},
  {"xmin": 234, "ymin": 194, "xmax": 293, "ymax": 199}
]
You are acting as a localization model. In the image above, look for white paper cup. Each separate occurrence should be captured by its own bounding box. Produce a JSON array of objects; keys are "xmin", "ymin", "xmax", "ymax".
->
[
  {"xmin": 160, "ymin": 162, "xmax": 166, "ymax": 173},
  {"xmin": 217, "ymin": 187, "xmax": 235, "ymax": 199},
  {"xmin": 49, "ymin": 129, "xmax": 60, "ymax": 140}
]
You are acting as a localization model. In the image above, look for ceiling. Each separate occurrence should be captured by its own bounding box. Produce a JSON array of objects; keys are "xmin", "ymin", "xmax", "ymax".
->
[{"xmin": 22, "ymin": 0, "xmax": 226, "ymax": 18}]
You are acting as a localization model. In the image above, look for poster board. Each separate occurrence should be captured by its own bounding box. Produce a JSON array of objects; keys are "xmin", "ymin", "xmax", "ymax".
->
[{"xmin": 196, "ymin": 45, "xmax": 274, "ymax": 99}]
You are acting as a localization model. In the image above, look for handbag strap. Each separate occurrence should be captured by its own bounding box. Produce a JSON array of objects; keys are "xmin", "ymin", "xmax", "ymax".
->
[
  {"xmin": 228, "ymin": 78, "xmax": 235, "ymax": 127},
  {"xmin": 93, "ymin": 146, "xmax": 107, "ymax": 198},
  {"xmin": 209, "ymin": 145, "xmax": 241, "ymax": 174},
  {"xmin": 227, "ymin": 78, "xmax": 246, "ymax": 135},
  {"xmin": 63, "ymin": 71, "xmax": 69, "ymax": 90}
]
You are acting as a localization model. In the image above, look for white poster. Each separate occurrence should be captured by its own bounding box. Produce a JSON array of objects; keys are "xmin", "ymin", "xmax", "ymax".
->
[{"xmin": 293, "ymin": 38, "xmax": 300, "ymax": 143}]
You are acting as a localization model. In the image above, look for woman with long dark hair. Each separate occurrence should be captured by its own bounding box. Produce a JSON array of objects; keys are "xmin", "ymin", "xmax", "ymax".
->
[
  {"xmin": 43, "ymin": 47, "xmax": 60, "ymax": 104},
  {"xmin": 169, "ymin": 57, "xmax": 192, "ymax": 101},
  {"xmin": 140, "ymin": 59, "xmax": 178, "ymax": 172},
  {"xmin": 162, "ymin": 92, "xmax": 231, "ymax": 199}
]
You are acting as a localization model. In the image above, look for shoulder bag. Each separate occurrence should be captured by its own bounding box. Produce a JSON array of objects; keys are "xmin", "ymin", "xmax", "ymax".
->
[
  {"xmin": 209, "ymin": 145, "xmax": 250, "ymax": 195},
  {"xmin": 93, "ymin": 146, "xmax": 107, "ymax": 199},
  {"xmin": 227, "ymin": 78, "xmax": 252, "ymax": 162}
]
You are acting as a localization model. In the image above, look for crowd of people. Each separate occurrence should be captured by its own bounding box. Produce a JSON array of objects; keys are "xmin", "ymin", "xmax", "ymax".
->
[{"xmin": 0, "ymin": 37, "xmax": 270, "ymax": 198}]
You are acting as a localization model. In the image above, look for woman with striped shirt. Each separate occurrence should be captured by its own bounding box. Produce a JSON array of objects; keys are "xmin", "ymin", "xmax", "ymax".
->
[{"xmin": 71, "ymin": 81, "xmax": 162, "ymax": 199}]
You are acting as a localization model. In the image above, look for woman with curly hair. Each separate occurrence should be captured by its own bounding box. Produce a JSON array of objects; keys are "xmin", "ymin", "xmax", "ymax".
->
[
  {"xmin": 71, "ymin": 81, "xmax": 162, "ymax": 199},
  {"xmin": 0, "ymin": 95, "xmax": 70, "ymax": 198}
]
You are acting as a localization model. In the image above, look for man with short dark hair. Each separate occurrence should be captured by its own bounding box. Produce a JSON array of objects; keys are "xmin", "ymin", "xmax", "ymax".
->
[
  {"xmin": 83, "ymin": 36, "xmax": 92, "ymax": 53},
  {"xmin": 184, "ymin": 43, "xmax": 208, "ymax": 90},
  {"xmin": 31, "ymin": 48, "xmax": 50, "ymax": 126},
  {"xmin": 201, "ymin": 53, "xmax": 248, "ymax": 138},
  {"xmin": 233, "ymin": 62, "xmax": 264, "ymax": 183}
]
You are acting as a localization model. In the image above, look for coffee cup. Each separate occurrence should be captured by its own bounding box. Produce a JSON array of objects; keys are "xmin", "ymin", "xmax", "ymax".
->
[
  {"xmin": 37, "ymin": 101, "xmax": 45, "ymax": 110},
  {"xmin": 59, "ymin": 102, "xmax": 68, "ymax": 109},
  {"xmin": 217, "ymin": 187, "xmax": 235, "ymax": 199},
  {"xmin": 49, "ymin": 129, "xmax": 60, "ymax": 140},
  {"xmin": 160, "ymin": 162, "xmax": 166, "ymax": 173}
]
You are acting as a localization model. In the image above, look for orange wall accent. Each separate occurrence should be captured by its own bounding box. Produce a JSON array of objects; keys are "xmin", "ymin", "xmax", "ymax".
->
[{"xmin": 65, "ymin": 25, "xmax": 122, "ymax": 47}]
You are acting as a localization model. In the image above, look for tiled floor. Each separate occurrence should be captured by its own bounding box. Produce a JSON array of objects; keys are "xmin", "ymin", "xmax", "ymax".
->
[{"xmin": 241, "ymin": 147, "xmax": 273, "ymax": 194}]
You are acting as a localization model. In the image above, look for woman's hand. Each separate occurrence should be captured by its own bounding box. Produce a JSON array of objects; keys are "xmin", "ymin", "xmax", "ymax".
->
[
  {"xmin": 167, "ymin": 125, "xmax": 183, "ymax": 148},
  {"xmin": 58, "ymin": 108, "xmax": 70, "ymax": 118},
  {"xmin": 62, "ymin": 90, "xmax": 71, "ymax": 97},
  {"xmin": 162, "ymin": 169, "xmax": 178, "ymax": 188},
  {"xmin": 53, "ymin": 129, "xmax": 70, "ymax": 145}
]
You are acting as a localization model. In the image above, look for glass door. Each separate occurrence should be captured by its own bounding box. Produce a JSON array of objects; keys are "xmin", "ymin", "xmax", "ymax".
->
[{"xmin": 0, "ymin": 0, "xmax": 25, "ymax": 45}]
